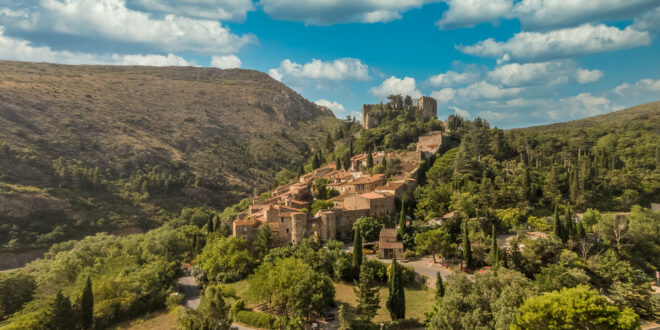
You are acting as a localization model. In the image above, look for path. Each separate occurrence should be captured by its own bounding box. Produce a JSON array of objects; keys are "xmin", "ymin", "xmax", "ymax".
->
[{"xmin": 368, "ymin": 255, "xmax": 460, "ymax": 287}]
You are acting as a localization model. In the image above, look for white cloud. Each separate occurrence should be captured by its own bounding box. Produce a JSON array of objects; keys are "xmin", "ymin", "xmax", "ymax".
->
[
  {"xmin": 370, "ymin": 76, "xmax": 422, "ymax": 99},
  {"xmin": 429, "ymin": 70, "xmax": 480, "ymax": 87},
  {"xmin": 270, "ymin": 58, "xmax": 370, "ymax": 82},
  {"xmin": 259, "ymin": 0, "xmax": 434, "ymax": 25},
  {"xmin": 613, "ymin": 78, "xmax": 660, "ymax": 95},
  {"xmin": 549, "ymin": 93, "xmax": 618, "ymax": 119},
  {"xmin": 458, "ymin": 24, "xmax": 651, "ymax": 62},
  {"xmin": 431, "ymin": 88, "xmax": 456, "ymax": 103},
  {"xmin": 450, "ymin": 106, "xmax": 470, "ymax": 118},
  {"xmin": 478, "ymin": 110, "xmax": 507, "ymax": 121},
  {"xmin": 632, "ymin": 6, "xmax": 660, "ymax": 33},
  {"xmin": 512, "ymin": 0, "xmax": 659, "ymax": 30},
  {"xmin": 315, "ymin": 99, "xmax": 346, "ymax": 116},
  {"xmin": 575, "ymin": 68, "xmax": 603, "ymax": 84},
  {"xmin": 1, "ymin": 0, "xmax": 255, "ymax": 54},
  {"xmin": 0, "ymin": 27, "xmax": 195, "ymax": 66},
  {"xmin": 457, "ymin": 81, "xmax": 523, "ymax": 99},
  {"xmin": 128, "ymin": 0, "xmax": 254, "ymax": 21},
  {"xmin": 211, "ymin": 54, "xmax": 241, "ymax": 69},
  {"xmin": 436, "ymin": 0, "xmax": 513, "ymax": 29}
]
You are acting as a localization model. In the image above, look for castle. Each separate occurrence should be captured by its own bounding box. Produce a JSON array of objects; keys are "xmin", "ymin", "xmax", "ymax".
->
[{"xmin": 361, "ymin": 96, "xmax": 438, "ymax": 129}]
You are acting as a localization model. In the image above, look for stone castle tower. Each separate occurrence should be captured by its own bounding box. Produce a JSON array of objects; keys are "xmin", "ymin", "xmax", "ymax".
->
[{"xmin": 417, "ymin": 96, "xmax": 437, "ymax": 119}]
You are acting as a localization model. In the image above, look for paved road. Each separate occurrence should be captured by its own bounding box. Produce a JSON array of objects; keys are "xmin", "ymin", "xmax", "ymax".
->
[
  {"xmin": 368, "ymin": 255, "xmax": 460, "ymax": 287},
  {"xmin": 177, "ymin": 275, "xmax": 201, "ymax": 309}
]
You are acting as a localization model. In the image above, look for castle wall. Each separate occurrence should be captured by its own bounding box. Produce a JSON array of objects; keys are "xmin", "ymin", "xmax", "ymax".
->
[{"xmin": 417, "ymin": 96, "xmax": 437, "ymax": 119}]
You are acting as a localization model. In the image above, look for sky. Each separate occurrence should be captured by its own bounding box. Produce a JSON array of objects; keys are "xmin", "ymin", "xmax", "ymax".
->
[{"xmin": 0, "ymin": 1, "xmax": 659, "ymax": 128}]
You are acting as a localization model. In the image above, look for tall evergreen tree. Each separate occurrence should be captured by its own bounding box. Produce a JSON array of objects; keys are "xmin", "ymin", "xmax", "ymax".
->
[
  {"xmin": 353, "ymin": 264, "xmax": 380, "ymax": 321},
  {"xmin": 336, "ymin": 158, "xmax": 341, "ymax": 171},
  {"xmin": 81, "ymin": 276, "xmax": 93, "ymax": 330},
  {"xmin": 45, "ymin": 290, "xmax": 74, "ymax": 330},
  {"xmin": 312, "ymin": 153, "xmax": 321, "ymax": 169},
  {"xmin": 349, "ymin": 139, "xmax": 354, "ymax": 157},
  {"xmin": 435, "ymin": 272, "xmax": 445, "ymax": 299},
  {"xmin": 462, "ymin": 222, "xmax": 473, "ymax": 270},
  {"xmin": 297, "ymin": 162, "xmax": 304, "ymax": 178},
  {"xmin": 491, "ymin": 224, "xmax": 499, "ymax": 269},
  {"xmin": 207, "ymin": 214, "xmax": 215, "ymax": 234},
  {"xmin": 553, "ymin": 205, "xmax": 566, "ymax": 243},
  {"xmin": 343, "ymin": 153, "xmax": 351, "ymax": 171},
  {"xmin": 386, "ymin": 256, "xmax": 405, "ymax": 320},
  {"xmin": 564, "ymin": 203, "xmax": 575, "ymax": 239},
  {"xmin": 325, "ymin": 133, "xmax": 334, "ymax": 151},
  {"xmin": 397, "ymin": 198, "xmax": 406, "ymax": 240},
  {"xmin": 352, "ymin": 227, "xmax": 363, "ymax": 273},
  {"xmin": 367, "ymin": 151, "xmax": 374, "ymax": 169}
]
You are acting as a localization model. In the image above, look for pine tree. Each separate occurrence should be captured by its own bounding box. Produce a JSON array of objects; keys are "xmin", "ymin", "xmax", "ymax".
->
[
  {"xmin": 491, "ymin": 224, "xmax": 499, "ymax": 268},
  {"xmin": 81, "ymin": 276, "xmax": 93, "ymax": 330},
  {"xmin": 435, "ymin": 272, "xmax": 445, "ymax": 299},
  {"xmin": 207, "ymin": 214, "xmax": 214, "ymax": 234},
  {"xmin": 352, "ymin": 227, "xmax": 363, "ymax": 274},
  {"xmin": 353, "ymin": 264, "xmax": 380, "ymax": 321},
  {"xmin": 386, "ymin": 256, "xmax": 405, "ymax": 320},
  {"xmin": 45, "ymin": 290, "xmax": 74, "ymax": 330},
  {"xmin": 462, "ymin": 222, "xmax": 473, "ymax": 270}
]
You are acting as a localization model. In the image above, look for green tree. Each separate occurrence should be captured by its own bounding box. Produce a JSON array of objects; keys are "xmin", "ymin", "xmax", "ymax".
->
[
  {"xmin": 198, "ymin": 285, "xmax": 232, "ymax": 330},
  {"xmin": 352, "ymin": 217, "xmax": 383, "ymax": 242},
  {"xmin": 462, "ymin": 222, "xmax": 473, "ymax": 270},
  {"xmin": 44, "ymin": 290, "xmax": 75, "ymax": 330},
  {"xmin": 207, "ymin": 213, "xmax": 215, "ymax": 234},
  {"xmin": 512, "ymin": 286, "xmax": 639, "ymax": 330},
  {"xmin": 353, "ymin": 263, "xmax": 380, "ymax": 322},
  {"xmin": 397, "ymin": 198, "xmax": 406, "ymax": 239},
  {"xmin": 386, "ymin": 256, "xmax": 405, "ymax": 320},
  {"xmin": 338, "ymin": 305, "xmax": 351, "ymax": 330},
  {"xmin": 0, "ymin": 272, "xmax": 36, "ymax": 319},
  {"xmin": 366, "ymin": 152, "xmax": 374, "ymax": 169},
  {"xmin": 335, "ymin": 158, "xmax": 341, "ymax": 171},
  {"xmin": 491, "ymin": 224, "xmax": 499, "ymax": 268},
  {"xmin": 352, "ymin": 227, "xmax": 363, "ymax": 273},
  {"xmin": 414, "ymin": 228, "xmax": 451, "ymax": 263},
  {"xmin": 81, "ymin": 276, "xmax": 94, "ymax": 329},
  {"xmin": 254, "ymin": 225, "xmax": 273, "ymax": 260},
  {"xmin": 198, "ymin": 236, "xmax": 255, "ymax": 283},
  {"xmin": 435, "ymin": 272, "xmax": 445, "ymax": 299}
]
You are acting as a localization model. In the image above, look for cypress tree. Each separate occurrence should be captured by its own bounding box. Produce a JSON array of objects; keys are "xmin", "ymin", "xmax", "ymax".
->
[
  {"xmin": 353, "ymin": 227, "xmax": 363, "ymax": 272},
  {"xmin": 81, "ymin": 276, "xmax": 93, "ymax": 329},
  {"xmin": 312, "ymin": 153, "xmax": 321, "ymax": 169},
  {"xmin": 297, "ymin": 163, "xmax": 304, "ymax": 178},
  {"xmin": 386, "ymin": 256, "xmax": 405, "ymax": 320},
  {"xmin": 207, "ymin": 213, "xmax": 214, "ymax": 234},
  {"xmin": 564, "ymin": 203, "xmax": 574, "ymax": 239},
  {"xmin": 553, "ymin": 205, "xmax": 564, "ymax": 242},
  {"xmin": 367, "ymin": 151, "xmax": 374, "ymax": 169},
  {"xmin": 192, "ymin": 232, "xmax": 199, "ymax": 256},
  {"xmin": 463, "ymin": 222, "xmax": 473, "ymax": 270},
  {"xmin": 336, "ymin": 158, "xmax": 341, "ymax": 171},
  {"xmin": 397, "ymin": 198, "xmax": 406, "ymax": 240},
  {"xmin": 353, "ymin": 264, "xmax": 380, "ymax": 321},
  {"xmin": 435, "ymin": 272, "xmax": 445, "ymax": 299},
  {"xmin": 491, "ymin": 224, "xmax": 499, "ymax": 269},
  {"xmin": 349, "ymin": 139, "xmax": 354, "ymax": 157}
]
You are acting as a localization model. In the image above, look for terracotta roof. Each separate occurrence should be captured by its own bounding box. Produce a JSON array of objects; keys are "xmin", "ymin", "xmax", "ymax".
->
[
  {"xmin": 360, "ymin": 192, "xmax": 387, "ymax": 200},
  {"xmin": 351, "ymin": 153, "xmax": 368, "ymax": 161},
  {"xmin": 380, "ymin": 241, "xmax": 403, "ymax": 249},
  {"xmin": 351, "ymin": 174, "xmax": 385, "ymax": 184},
  {"xmin": 379, "ymin": 228, "xmax": 397, "ymax": 239},
  {"xmin": 235, "ymin": 219, "xmax": 259, "ymax": 226},
  {"xmin": 277, "ymin": 205, "xmax": 304, "ymax": 213}
]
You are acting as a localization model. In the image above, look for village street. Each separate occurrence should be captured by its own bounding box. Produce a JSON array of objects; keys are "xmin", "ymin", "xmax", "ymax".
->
[{"xmin": 368, "ymin": 255, "xmax": 457, "ymax": 287}]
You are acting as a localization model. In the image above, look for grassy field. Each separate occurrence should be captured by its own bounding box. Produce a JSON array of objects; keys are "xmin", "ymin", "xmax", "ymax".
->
[
  {"xmin": 333, "ymin": 282, "xmax": 435, "ymax": 323},
  {"xmin": 113, "ymin": 310, "xmax": 176, "ymax": 330}
]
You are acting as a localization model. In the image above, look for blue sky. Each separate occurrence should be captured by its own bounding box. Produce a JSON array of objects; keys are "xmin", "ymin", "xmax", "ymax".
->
[{"xmin": 0, "ymin": 1, "xmax": 659, "ymax": 128}]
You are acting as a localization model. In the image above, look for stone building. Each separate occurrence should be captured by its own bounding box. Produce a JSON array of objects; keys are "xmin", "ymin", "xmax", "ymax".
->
[
  {"xmin": 378, "ymin": 228, "xmax": 403, "ymax": 259},
  {"xmin": 417, "ymin": 131, "xmax": 443, "ymax": 155},
  {"xmin": 361, "ymin": 96, "xmax": 437, "ymax": 129},
  {"xmin": 417, "ymin": 96, "xmax": 437, "ymax": 119}
]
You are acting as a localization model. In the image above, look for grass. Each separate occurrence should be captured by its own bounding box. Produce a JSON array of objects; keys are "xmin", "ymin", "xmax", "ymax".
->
[
  {"xmin": 333, "ymin": 282, "xmax": 435, "ymax": 323},
  {"xmin": 113, "ymin": 309, "xmax": 176, "ymax": 330}
]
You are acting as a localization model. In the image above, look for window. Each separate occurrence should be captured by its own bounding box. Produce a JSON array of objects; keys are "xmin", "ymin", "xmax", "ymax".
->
[
  {"xmin": 280, "ymin": 217, "xmax": 285, "ymax": 223},
  {"xmin": 286, "ymin": 228, "xmax": 290, "ymax": 234}
]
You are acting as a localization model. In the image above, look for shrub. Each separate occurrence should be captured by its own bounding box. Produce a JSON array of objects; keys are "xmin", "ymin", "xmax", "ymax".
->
[
  {"xmin": 166, "ymin": 293, "xmax": 183, "ymax": 311},
  {"xmin": 234, "ymin": 310, "xmax": 277, "ymax": 328}
]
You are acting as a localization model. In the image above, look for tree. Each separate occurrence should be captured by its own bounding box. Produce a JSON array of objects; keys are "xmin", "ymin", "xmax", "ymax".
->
[
  {"xmin": 314, "ymin": 178, "xmax": 329, "ymax": 200},
  {"xmin": 297, "ymin": 162, "xmax": 304, "ymax": 178},
  {"xmin": 352, "ymin": 217, "xmax": 383, "ymax": 242},
  {"xmin": 352, "ymin": 227, "xmax": 363, "ymax": 273},
  {"xmin": 312, "ymin": 153, "xmax": 321, "ymax": 170},
  {"xmin": 462, "ymin": 222, "xmax": 473, "ymax": 270},
  {"xmin": 553, "ymin": 205, "xmax": 567, "ymax": 243},
  {"xmin": 248, "ymin": 258, "xmax": 335, "ymax": 318},
  {"xmin": 338, "ymin": 305, "xmax": 351, "ymax": 330},
  {"xmin": 491, "ymin": 224, "xmax": 499, "ymax": 268},
  {"xmin": 335, "ymin": 158, "xmax": 341, "ymax": 171},
  {"xmin": 397, "ymin": 198, "xmax": 406, "ymax": 239},
  {"xmin": 596, "ymin": 214, "xmax": 630, "ymax": 253},
  {"xmin": 325, "ymin": 133, "xmax": 334, "ymax": 151},
  {"xmin": 353, "ymin": 264, "xmax": 380, "ymax": 321},
  {"xmin": 81, "ymin": 276, "xmax": 94, "ymax": 329},
  {"xmin": 198, "ymin": 236, "xmax": 255, "ymax": 283},
  {"xmin": 0, "ymin": 272, "xmax": 36, "ymax": 319},
  {"xmin": 512, "ymin": 286, "xmax": 639, "ymax": 330},
  {"xmin": 198, "ymin": 285, "xmax": 232, "ymax": 330},
  {"xmin": 254, "ymin": 225, "xmax": 273, "ymax": 260},
  {"xmin": 414, "ymin": 228, "xmax": 451, "ymax": 263},
  {"xmin": 386, "ymin": 256, "xmax": 405, "ymax": 320},
  {"xmin": 44, "ymin": 290, "xmax": 75, "ymax": 330},
  {"xmin": 435, "ymin": 272, "xmax": 445, "ymax": 299},
  {"xmin": 207, "ymin": 213, "xmax": 215, "ymax": 234},
  {"xmin": 366, "ymin": 152, "xmax": 374, "ymax": 169}
]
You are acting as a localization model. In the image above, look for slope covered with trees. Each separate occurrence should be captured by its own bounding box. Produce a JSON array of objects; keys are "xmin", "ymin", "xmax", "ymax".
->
[{"xmin": 0, "ymin": 61, "xmax": 340, "ymax": 252}]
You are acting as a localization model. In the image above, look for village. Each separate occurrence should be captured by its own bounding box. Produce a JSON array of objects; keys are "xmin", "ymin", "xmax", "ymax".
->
[{"xmin": 232, "ymin": 96, "xmax": 444, "ymax": 260}]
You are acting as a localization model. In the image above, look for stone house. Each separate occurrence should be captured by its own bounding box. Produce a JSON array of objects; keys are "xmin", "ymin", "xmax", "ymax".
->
[
  {"xmin": 343, "ymin": 192, "xmax": 395, "ymax": 219},
  {"xmin": 378, "ymin": 228, "xmax": 403, "ymax": 259}
]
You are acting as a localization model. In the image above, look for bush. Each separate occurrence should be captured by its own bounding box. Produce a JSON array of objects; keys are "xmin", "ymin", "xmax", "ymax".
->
[
  {"xmin": 234, "ymin": 310, "xmax": 277, "ymax": 328},
  {"xmin": 402, "ymin": 250, "xmax": 417, "ymax": 261},
  {"xmin": 166, "ymin": 293, "xmax": 183, "ymax": 311}
]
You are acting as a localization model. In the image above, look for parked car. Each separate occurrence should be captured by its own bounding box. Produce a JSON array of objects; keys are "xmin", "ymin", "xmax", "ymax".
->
[{"xmin": 321, "ymin": 309, "xmax": 336, "ymax": 321}]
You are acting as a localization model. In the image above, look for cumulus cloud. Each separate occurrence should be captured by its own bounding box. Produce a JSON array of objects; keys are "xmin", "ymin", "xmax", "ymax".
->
[
  {"xmin": 211, "ymin": 55, "xmax": 241, "ymax": 69},
  {"xmin": 450, "ymin": 106, "xmax": 470, "ymax": 118},
  {"xmin": 429, "ymin": 70, "xmax": 480, "ymax": 87},
  {"xmin": 0, "ymin": 0, "xmax": 255, "ymax": 54},
  {"xmin": 370, "ymin": 76, "xmax": 422, "ymax": 99},
  {"xmin": 269, "ymin": 58, "xmax": 370, "ymax": 82},
  {"xmin": 128, "ymin": 0, "xmax": 254, "ymax": 21},
  {"xmin": 457, "ymin": 81, "xmax": 523, "ymax": 99},
  {"xmin": 458, "ymin": 24, "xmax": 651, "ymax": 63},
  {"xmin": 259, "ymin": 0, "xmax": 433, "ymax": 25},
  {"xmin": 549, "ymin": 93, "xmax": 618, "ymax": 119},
  {"xmin": 436, "ymin": 0, "xmax": 512, "ymax": 29},
  {"xmin": 431, "ymin": 88, "xmax": 456, "ymax": 103},
  {"xmin": 632, "ymin": 6, "xmax": 660, "ymax": 33},
  {"xmin": 315, "ymin": 99, "xmax": 346, "ymax": 115},
  {"xmin": 0, "ymin": 27, "xmax": 195, "ymax": 66},
  {"xmin": 575, "ymin": 68, "xmax": 603, "ymax": 84},
  {"xmin": 613, "ymin": 78, "xmax": 660, "ymax": 95}
]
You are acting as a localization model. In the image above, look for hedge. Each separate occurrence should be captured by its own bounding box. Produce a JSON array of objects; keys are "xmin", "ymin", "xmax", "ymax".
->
[{"xmin": 234, "ymin": 310, "xmax": 277, "ymax": 329}]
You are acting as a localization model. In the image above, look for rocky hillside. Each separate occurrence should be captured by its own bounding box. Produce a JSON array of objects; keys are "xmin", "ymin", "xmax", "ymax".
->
[{"xmin": 0, "ymin": 60, "xmax": 340, "ymax": 251}]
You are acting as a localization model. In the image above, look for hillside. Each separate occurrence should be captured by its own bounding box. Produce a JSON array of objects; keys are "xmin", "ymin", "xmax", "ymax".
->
[{"xmin": 0, "ymin": 61, "xmax": 340, "ymax": 251}]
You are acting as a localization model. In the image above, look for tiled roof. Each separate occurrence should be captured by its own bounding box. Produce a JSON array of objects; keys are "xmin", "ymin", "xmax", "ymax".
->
[
  {"xmin": 380, "ymin": 241, "xmax": 403, "ymax": 249},
  {"xmin": 351, "ymin": 174, "xmax": 385, "ymax": 184},
  {"xmin": 379, "ymin": 228, "xmax": 397, "ymax": 239},
  {"xmin": 360, "ymin": 192, "xmax": 386, "ymax": 200},
  {"xmin": 235, "ymin": 219, "xmax": 259, "ymax": 226}
]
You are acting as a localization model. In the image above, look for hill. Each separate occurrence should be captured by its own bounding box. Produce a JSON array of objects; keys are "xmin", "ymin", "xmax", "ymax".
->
[{"xmin": 0, "ymin": 60, "xmax": 340, "ymax": 251}]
